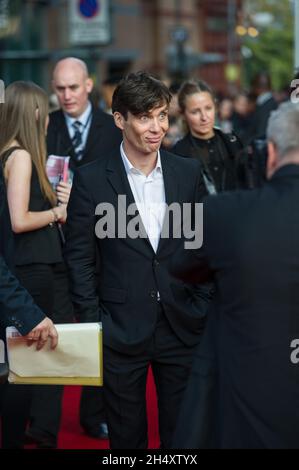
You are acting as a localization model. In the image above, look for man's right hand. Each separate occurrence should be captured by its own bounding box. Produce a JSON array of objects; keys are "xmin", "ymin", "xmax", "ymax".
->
[{"xmin": 25, "ymin": 317, "xmax": 58, "ymax": 350}]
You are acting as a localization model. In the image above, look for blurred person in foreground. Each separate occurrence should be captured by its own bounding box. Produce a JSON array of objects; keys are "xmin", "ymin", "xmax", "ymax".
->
[{"xmin": 172, "ymin": 101, "xmax": 299, "ymax": 449}]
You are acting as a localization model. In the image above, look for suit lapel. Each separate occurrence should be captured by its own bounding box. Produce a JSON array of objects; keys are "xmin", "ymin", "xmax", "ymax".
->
[
  {"xmin": 55, "ymin": 112, "xmax": 75, "ymax": 157},
  {"xmin": 84, "ymin": 109, "xmax": 105, "ymax": 157},
  {"xmin": 54, "ymin": 109, "xmax": 103, "ymax": 162},
  {"xmin": 106, "ymin": 152, "xmax": 135, "ymax": 207},
  {"xmin": 157, "ymin": 151, "xmax": 179, "ymax": 254},
  {"xmin": 161, "ymin": 151, "xmax": 179, "ymax": 207},
  {"xmin": 106, "ymin": 152, "xmax": 153, "ymax": 252},
  {"xmin": 105, "ymin": 151, "xmax": 179, "ymax": 255}
]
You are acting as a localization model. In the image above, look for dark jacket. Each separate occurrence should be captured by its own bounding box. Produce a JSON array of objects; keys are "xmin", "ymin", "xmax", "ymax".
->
[
  {"xmin": 64, "ymin": 149, "xmax": 212, "ymax": 354},
  {"xmin": 172, "ymin": 164, "xmax": 299, "ymax": 449},
  {"xmin": 47, "ymin": 107, "xmax": 122, "ymax": 171},
  {"xmin": 172, "ymin": 129, "xmax": 245, "ymax": 197},
  {"xmin": 249, "ymin": 94, "xmax": 278, "ymax": 141}
]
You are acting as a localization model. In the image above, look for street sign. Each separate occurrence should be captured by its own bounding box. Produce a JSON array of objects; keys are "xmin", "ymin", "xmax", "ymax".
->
[{"xmin": 69, "ymin": 0, "xmax": 111, "ymax": 46}]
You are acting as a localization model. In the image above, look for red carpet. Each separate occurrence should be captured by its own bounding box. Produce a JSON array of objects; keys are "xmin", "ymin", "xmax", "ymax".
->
[{"xmin": 56, "ymin": 369, "xmax": 159, "ymax": 449}]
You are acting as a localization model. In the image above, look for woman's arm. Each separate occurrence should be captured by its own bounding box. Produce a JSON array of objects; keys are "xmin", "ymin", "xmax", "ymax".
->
[{"xmin": 5, "ymin": 149, "xmax": 66, "ymax": 233}]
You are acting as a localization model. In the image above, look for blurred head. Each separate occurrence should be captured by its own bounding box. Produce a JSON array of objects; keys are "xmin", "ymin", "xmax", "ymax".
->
[
  {"xmin": 168, "ymin": 81, "xmax": 182, "ymax": 118},
  {"xmin": 112, "ymin": 71, "xmax": 171, "ymax": 157},
  {"xmin": 101, "ymin": 76, "xmax": 120, "ymax": 112},
  {"xmin": 266, "ymin": 101, "xmax": 299, "ymax": 178},
  {"xmin": 178, "ymin": 79, "xmax": 216, "ymax": 140},
  {"xmin": 0, "ymin": 81, "xmax": 56, "ymax": 205},
  {"xmin": 218, "ymin": 98, "xmax": 233, "ymax": 120},
  {"xmin": 52, "ymin": 57, "xmax": 93, "ymax": 118},
  {"xmin": 233, "ymin": 93, "xmax": 250, "ymax": 116},
  {"xmin": 252, "ymin": 72, "xmax": 272, "ymax": 97},
  {"xmin": 163, "ymin": 115, "xmax": 182, "ymax": 149}
]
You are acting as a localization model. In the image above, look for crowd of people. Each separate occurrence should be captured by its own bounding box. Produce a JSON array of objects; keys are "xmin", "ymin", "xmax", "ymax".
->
[{"xmin": 0, "ymin": 57, "xmax": 298, "ymax": 449}]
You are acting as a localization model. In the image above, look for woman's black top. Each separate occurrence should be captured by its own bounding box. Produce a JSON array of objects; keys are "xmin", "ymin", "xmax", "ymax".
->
[
  {"xmin": 172, "ymin": 129, "xmax": 244, "ymax": 196},
  {"xmin": 1, "ymin": 147, "xmax": 62, "ymax": 266}
]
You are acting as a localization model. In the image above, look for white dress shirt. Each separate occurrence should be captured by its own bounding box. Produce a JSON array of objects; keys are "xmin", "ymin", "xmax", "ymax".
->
[{"xmin": 120, "ymin": 143, "xmax": 166, "ymax": 253}]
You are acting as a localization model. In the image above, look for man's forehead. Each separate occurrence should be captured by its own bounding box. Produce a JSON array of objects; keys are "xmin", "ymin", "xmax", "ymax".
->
[
  {"xmin": 137, "ymin": 103, "xmax": 169, "ymax": 116},
  {"xmin": 53, "ymin": 67, "xmax": 86, "ymax": 86}
]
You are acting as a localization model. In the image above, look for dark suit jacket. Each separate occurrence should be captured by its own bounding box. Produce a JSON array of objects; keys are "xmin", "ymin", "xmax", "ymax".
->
[
  {"xmin": 249, "ymin": 94, "xmax": 278, "ymax": 141},
  {"xmin": 46, "ymin": 107, "xmax": 122, "ymax": 171},
  {"xmin": 65, "ymin": 149, "xmax": 212, "ymax": 354},
  {"xmin": 0, "ymin": 165, "xmax": 44, "ymax": 335},
  {"xmin": 172, "ymin": 164, "xmax": 299, "ymax": 449}
]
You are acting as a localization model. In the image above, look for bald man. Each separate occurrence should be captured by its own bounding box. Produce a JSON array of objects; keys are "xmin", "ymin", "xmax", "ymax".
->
[{"xmin": 47, "ymin": 57, "xmax": 122, "ymax": 171}]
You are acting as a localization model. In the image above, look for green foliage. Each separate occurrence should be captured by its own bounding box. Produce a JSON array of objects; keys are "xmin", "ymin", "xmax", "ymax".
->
[{"xmin": 242, "ymin": 0, "xmax": 294, "ymax": 90}]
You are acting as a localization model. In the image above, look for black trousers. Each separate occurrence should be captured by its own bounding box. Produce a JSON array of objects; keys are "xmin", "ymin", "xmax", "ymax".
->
[
  {"xmin": 1, "ymin": 263, "xmax": 54, "ymax": 448},
  {"xmin": 103, "ymin": 303, "xmax": 198, "ymax": 449},
  {"xmin": 29, "ymin": 262, "xmax": 74, "ymax": 440},
  {"xmin": 79, "ymin": 272, "xmax": 105, "ymax": 431},
  {"xmin": 0, "ymin": 381, "xmax": 33, "ymax": 449}
]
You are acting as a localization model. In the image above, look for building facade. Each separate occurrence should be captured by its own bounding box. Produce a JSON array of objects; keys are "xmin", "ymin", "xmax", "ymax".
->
[{"xmin": 0, "ymin": 0, "xmax": 243, "ymax": 94}]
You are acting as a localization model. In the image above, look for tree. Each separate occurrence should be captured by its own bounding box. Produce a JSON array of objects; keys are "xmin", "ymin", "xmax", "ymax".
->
[{"xmin": 242, "ymin": 0, "xmax": 294, "ymax": 90}]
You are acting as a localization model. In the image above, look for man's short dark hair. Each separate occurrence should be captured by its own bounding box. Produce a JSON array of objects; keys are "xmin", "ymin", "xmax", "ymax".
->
[{"xmin": 112, "ymin": 71, "xmax": 172, "ymax": 119}]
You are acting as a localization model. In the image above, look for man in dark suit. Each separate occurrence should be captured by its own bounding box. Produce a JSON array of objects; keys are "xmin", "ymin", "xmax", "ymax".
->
[
  {"xmin": 65, "ymin": 71, "xmax": 211, "ymax": 448},
  {"xmin": 172, "ymin": 101, "xmax": 299, "ymax": 449},
  {"xmin": 0, "ymin": 163, "xmax": 58, "ymax": 448},
  {"xmin": 41, "ymin": 57, "xmax": 122, "ymax": 441}
]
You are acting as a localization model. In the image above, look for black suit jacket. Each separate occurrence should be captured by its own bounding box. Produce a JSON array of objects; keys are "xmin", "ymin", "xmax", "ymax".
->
[
  {"xmin": 0, "ymin": 165, "xmax": 45, "ymax": 335},
  {"xmin": 249, "ymin": 94, "xmax": 278, "ymax": 141},
  {"xmin": 172, "ymin": 164, "xmax": 299, "ymax": 449},
  {"xmin": 47, "ymin": 107, "xmax": 122, "ymax": 170},
  {"xmin": 65, "ymin": 149, "xmax": 212, "ymax": 354}
]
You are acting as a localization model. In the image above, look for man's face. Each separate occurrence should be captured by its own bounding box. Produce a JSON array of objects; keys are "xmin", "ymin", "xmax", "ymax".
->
[
  {"xmin": 114, "ymin": 103, "xmax": 169, "ymax": 157},
  {"xmin": 52, "ymin": 64, "xmax": 93, "ymax": 118}
]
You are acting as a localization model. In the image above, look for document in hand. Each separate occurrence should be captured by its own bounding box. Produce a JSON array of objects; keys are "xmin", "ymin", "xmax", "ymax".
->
[
  {"xmin": 6, "ymin": 323, "xmax": 102, "ymax": 386},
  {"xmin": 46, "ymin": 155, "xmax": 71, "ymax": 189}
]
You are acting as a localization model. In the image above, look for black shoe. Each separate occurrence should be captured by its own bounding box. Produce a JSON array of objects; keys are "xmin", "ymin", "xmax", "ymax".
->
[
  {"xmin": 83, "ymin": 422, "xmax": 109, "ymax": 439},
  {"xmin": 25, "ymin": 428, "xmax": 57, "ymax": 449}
]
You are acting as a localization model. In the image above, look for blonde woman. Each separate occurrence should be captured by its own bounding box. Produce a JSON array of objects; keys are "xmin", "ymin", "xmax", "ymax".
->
[
  {"xmin": 172, "ymin": 79, "xmax": 244, "ymax": 197},
  {"xmin": 0, "ymin": 81, "xmax": 70, "ymax": 448}
]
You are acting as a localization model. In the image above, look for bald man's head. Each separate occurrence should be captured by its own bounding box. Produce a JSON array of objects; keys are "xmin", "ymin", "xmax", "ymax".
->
[{"xmin": 52, "ymin": 57, "xmax": 93, "ymax": 117}]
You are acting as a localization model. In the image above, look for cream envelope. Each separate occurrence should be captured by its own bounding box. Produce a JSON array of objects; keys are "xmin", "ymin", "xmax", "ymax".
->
[{"xmin": 6, "ymin": 323, "xmax": 103, "ymax": 386}]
